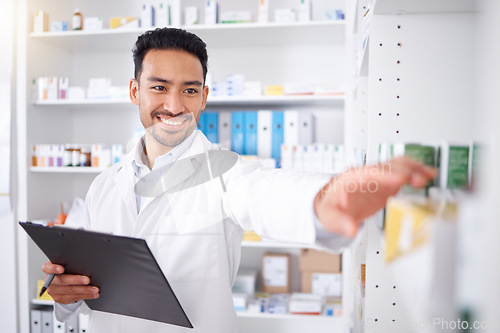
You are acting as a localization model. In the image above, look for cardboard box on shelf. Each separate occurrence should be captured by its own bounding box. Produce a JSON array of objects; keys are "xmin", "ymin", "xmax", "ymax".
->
[
  {"xmin": 261, "ymin": 253, "xmax": 290, "ymax": 293},
  {"xmin": 299, "ymin": 249, "xmax": 341, "ymax": 273},
  {"xmin": 301, "ymin": 271, "xmax": 341, "ymax": 296}
]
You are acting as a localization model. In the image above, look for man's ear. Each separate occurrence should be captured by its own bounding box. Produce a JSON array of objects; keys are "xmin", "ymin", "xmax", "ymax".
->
[
  {"xmin": 201, "ymin": 85, "xmax": 209, "ymax": 110},
  {"xmin": 130, "ymin": 78, "xmax": 139, "ymax": 105}
]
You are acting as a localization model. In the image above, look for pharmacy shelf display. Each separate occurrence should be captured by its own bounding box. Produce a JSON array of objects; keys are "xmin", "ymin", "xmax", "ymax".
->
[
  {"xmin": 35, "ymin": 95, "xmax": 345, "ymax": 107},
  {"xmin": 17, "ymin": 1, "xmax": 348, "ymax": 333},
  {"xmin": 29, "ymin": 20, "xmax": 345, "ymax": 50},
  {"xmin": 237, "ymin": 312, "xmax": 342, "ymax": 321},
  {"xmin": 30, "ymin": 167, "xmax": 107, "ymax": 174},
  {"xmin": 373, "ymin": 0, "xmax": 475, "ymax": 14}
]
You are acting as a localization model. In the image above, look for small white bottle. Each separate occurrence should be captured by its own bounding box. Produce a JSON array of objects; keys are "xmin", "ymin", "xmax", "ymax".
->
[{"xmin": 72, "ymin": 9, "xmax": 83, "ymax": 30}]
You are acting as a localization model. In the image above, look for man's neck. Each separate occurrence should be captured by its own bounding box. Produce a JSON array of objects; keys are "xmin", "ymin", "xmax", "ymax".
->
[{"xmin": 142, "ymin": 134, "xmax": 174, "ymax": 170}]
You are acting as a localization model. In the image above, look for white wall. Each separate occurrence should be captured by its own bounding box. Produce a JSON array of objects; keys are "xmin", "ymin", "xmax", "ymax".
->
[{"xmin": 0, "ymin": 0, "xmax": 18, "ymax": 331}]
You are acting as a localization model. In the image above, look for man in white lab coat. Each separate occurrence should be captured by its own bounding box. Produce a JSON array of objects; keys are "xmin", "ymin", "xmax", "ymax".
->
[{"xmin": 42, "ymin": 28, "xmax": 435, "ymax": 332}]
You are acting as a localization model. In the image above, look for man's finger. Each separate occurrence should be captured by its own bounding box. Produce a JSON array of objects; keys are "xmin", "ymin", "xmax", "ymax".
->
[
  {"xmin": 41, "ymin": 262, "xmax": 64, "ymax": 275},
  {"xmin": 48, "ymin": 284, "xmax": 99, "ymax": 296},
  {"xmin": 53, "ymin": 275, "xmax": 91, "ymax": 286}
]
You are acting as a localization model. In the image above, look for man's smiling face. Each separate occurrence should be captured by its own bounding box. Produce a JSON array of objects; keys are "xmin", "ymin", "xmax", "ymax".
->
[{"xmin": 130, "ymin": 48, "xmax": 208, "ymax": 149}]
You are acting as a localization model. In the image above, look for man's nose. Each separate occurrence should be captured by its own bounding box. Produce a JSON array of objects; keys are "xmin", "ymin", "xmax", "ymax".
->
[{"xmin": 163, "ymin": 92, "xmax": 184, "ymax": 114}]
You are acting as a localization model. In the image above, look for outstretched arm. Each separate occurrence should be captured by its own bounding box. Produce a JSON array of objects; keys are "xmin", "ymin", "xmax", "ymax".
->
[{"xmin": 315, "ymin": 156, "xmax": 437, "ymax": 238}]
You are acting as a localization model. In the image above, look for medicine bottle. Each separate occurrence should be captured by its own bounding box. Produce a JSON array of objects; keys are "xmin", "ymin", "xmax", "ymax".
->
[
  {"xmin": 64, "ymin": 144, "xmax": 73, "ymax": 167},
  {"xmin": 32, "ymin": 145, "xmax": 38, "ymax": 167},
  {"xmin": 80, "ymin": 146, "xmax": 91, "ymax": 167},
  {"xmin": 38, "ymin": 145, "xmax": 46, "ymax": 167},
  {"xmin": 71, "ymin": 146, "xmax": 81, "ymax": 167},
  {"xmin": 72, "ymin": 9, "xmax": 83, "ymax": 30}
]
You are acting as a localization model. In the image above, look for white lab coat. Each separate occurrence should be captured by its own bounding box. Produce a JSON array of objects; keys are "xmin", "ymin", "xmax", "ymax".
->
[{"xmin": 56, "ymin": 131, "xmax": 347, "ymax": 332}]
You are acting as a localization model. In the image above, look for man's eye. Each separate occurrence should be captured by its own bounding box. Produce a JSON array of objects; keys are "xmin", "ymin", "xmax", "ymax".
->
[
  {"xmin": 185, "ymin": 88, "xmax": 197, "ymax": 94},
  {"xmin": 153, "ymin": 86, "xmax": 165, "ymax": 91}
]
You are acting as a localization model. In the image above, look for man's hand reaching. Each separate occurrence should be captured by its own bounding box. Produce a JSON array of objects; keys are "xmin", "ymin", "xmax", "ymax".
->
[{"xmin": 315, "ymin": 156, "xmax": 437, "ymax": 238}]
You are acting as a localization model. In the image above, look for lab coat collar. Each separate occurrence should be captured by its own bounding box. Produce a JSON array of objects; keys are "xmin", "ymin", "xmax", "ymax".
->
[{"xmin": 112, "ymin": 130, "xmax": 214, "ymax": 217}]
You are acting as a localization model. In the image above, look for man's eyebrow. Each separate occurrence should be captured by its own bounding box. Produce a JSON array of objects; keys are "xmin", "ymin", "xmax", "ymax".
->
[
  {"xmin": 146, "ymin": 76, "xmax": 172, "ymax": 84},
  {"xmin": 146, "ymin": 77, "xmax": 203, "ymax": 86},
  {"xmin": 184, "ymin": 80, "xmax": 203, "ymax": 86}
]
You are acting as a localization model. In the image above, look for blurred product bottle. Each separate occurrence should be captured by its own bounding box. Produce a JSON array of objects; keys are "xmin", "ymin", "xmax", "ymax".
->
[{"xmin": 72, "ymin": 9, "xmax": 83, "ymax": 30}]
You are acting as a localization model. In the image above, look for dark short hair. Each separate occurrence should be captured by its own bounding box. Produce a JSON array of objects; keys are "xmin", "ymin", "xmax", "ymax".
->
[{"xmin": 132, "ymin": 28, "xmax": 208, "ymax": 83}]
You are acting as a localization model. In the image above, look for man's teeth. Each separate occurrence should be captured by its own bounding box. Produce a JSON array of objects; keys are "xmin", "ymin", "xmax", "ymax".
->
[{"xmin": 160, "ymin": 118, "xmax": 184, "ymax": 126}]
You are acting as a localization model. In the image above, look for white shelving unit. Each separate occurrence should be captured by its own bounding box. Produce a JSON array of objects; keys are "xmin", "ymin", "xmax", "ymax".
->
[
  {"xmin": 348, "ymin": 1, "xmax": 482, "ymax": 333},
  {"xmin": 17, "ymin": 1, "xmax": 349, "ymax": 333},
  {"xmin": 29, "ymin": 20, "xmax": 345, "ymax": 50},
  {"xmin": 30, "ymin": 167, "xmax": 107, "ymax": 174},
  {"xmin": 34, "ymin": 99, "xmax": 131, "ymax": 106},
  {"xmin": 35, "ymin": 94, "xmax": 345, "ymax": 107}
]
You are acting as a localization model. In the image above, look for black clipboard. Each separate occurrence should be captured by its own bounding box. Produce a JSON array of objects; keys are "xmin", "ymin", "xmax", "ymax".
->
[{"xmin": 20, "ymin": 222, "xmax": 193, "ymax": 328}]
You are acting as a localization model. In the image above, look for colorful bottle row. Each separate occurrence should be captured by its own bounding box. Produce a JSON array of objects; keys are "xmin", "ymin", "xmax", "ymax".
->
[{"xmin": 32, "ymin": 144, "xmax": 124, "ymax": 168}]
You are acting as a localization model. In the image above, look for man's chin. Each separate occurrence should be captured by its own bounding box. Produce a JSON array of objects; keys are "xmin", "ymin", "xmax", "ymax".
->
[{"xmin": 154, "ymin": 131, "xmax": 193, "ymax": 147}]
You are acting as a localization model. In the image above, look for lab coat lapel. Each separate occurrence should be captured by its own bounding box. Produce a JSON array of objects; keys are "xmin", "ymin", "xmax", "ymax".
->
[
  {"xmin": 113, "ymin": 159, "xmax": 138, "ymax": 219},
  {"xmin": 146, "ymin": 132, "xmax": 209, "ymax": 196}
]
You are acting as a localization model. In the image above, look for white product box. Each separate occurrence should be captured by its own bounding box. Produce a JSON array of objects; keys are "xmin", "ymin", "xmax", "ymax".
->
[
  {"xmin": 213, "ymin": 82, "xmax": 228, "ymax": 97},
  {"xmin": 298, "ymin": 0, "xmax": 312, "ymax": 22},
  {"xmin": 210, "ymin": 82, "xmax": 220, "ymax": 97},
  {"xmin": 156, "ymin": 1, "xmax": 170, "ymax": 27},
  {"xmin": 227, "ymin": 74, "xmax": 244, "ymax": 96},
  {"xmin": 232, "ymin": 293, "xmax": 248, "ymax": 312},
  {"xmin": 166, "ymin": 0, "xmax": 181, "ymax": 26},
  {"xmin": 50, "ymin": 21, "xmax": 68, "ymax": 32},
  {"xmin": 220, "ymin": 11, "xmax": 252, "ymax": 23},
  {"xmin": 247, "ymin": 293, "xmax": 271, "ymax": 313},
  {"xmin": 111, "ymin": 144, "xmax": 124, "ymax": 164},
  {"xmin": 89, "ymin": 78, "xmax": 111, "ymax": 88},
  {"xmin": 268, "ymin": 294, "xmax": 289, "ymax": 314},
  {"xmin": 87, "ymin": 87, "xmax": 111, "ymax": 99},
  {"xmin": 311, "ymin": 273, "xmax": 342, "ymax": 296},
  {"xmin": 257, "ymin": 0, "xmax": 269, "ymax": 23},
  {"xmin": 84, "ymin": 17, "xmax": 104, "ymax": 31},
  {"xmin": 87, "ymin": 78, "xmax": 111, "ymax": 99},
  {"xmin": 110, "ymin": 86, "xmax": 129, "ymax": 99},
  {"xmin": 204, "ymin": 1, "xmax": 218, "ymax": 25},
  {"xmin": 34, "ymin": 10, "xmax": 49, "ymax": 33},
  {"xmin": 184, "ymin": 6, "xmax": 199, "ymax": 25},
  {"xmin": 141, "ymin": 4, "xmax": 155, "ymax": 28},
  {"xmin": 243, "ymin": 81, "xmax": 262, "ymax": 96},
  {"xmin": 47, "ymin": 77, "xmax": 58, "ymax": 100},
  {"xmin": 91, "ymin": 144, "xmax": 111, "ymax": 168},
  {"xmin": 289, "ymin": 293, "xmax": 322, "ymax": 314},
  {"xmin": 34, "ymin": 77, "xmax": 49, "ymax": 101},
  {"xmin": 232, "ymin": 268, "xmax": 257, "ymax": 294},
  {"xmin": 284, "ymin": 82, "xmax": 314, "ymax": 95},
  {"xmin": 314, "ymin": 82, "xmax": 344, "ymax": 95},
  {"xmin": 58, "ymin": 78, "xmax": 69, "ymax": 99},
  {"xmin": 67, "ymin": 86, "xmax": 86, "ymax": 100},
  {"xmin": 275, "ymin": 8, "xmax": 296, "ymax": 23},
  {"xmin": 323, "ymin": 296, "xmax": 342, "ymax": 316},
  {"xmin": 323, "ymin": 9, "xmax": 344, "ymax": 21}
]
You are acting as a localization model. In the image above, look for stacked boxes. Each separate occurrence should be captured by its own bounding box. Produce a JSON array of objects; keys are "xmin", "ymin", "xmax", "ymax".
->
[{"xmin": 299, "ymin": 249, "xmax": 342, "ymax": 297}]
